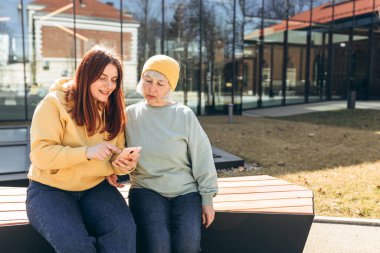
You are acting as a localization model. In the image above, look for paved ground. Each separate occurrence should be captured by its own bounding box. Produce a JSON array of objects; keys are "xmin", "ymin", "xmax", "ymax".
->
[
  {"xmin": 304, "ymin": 222, "xmax": 380, "ymax": 253},
  {"xmin": 243, "ymin": 100, "xmax": 380, "ymax": 117}
]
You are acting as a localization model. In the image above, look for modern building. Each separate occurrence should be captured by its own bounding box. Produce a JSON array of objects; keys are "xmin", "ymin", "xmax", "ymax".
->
[
  {"xmin": 0, "ymin": 0, "xmax": 379, "ymax": 121},
  {"xmin": 243, "ymin": 0, "xmax": 380, "ymax": 109}
]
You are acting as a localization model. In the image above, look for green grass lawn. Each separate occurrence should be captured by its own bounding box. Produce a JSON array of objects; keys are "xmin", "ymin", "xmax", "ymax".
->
[{"xmin": 199, "ymin": 109, "xmax": 380, "ymax": 219}]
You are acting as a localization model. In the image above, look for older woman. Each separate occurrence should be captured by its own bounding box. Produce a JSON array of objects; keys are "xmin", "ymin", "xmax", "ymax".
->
[{"xmin": 109, "ymin": 55, "xmax": 218, "ymax": 253}]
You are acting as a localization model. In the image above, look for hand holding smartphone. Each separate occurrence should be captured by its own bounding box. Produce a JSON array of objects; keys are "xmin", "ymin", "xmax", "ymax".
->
[
  {"xmin": 115, "ymin": 146, "xmax": 142, "ymax": 184},
  {"xmin": 119, "ymin": 146, "xmax": 142, "ymax": 159}
]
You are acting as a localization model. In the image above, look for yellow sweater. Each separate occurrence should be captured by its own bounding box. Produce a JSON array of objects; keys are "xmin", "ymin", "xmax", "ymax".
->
[{"xmin": 28, "ymin": 79, "xmax": 125, "ymax": 191}]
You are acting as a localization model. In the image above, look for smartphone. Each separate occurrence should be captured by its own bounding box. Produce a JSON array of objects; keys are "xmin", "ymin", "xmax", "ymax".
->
[
  {"xmin": 120, "ymin": 146, "xmax": 142, "ymax": 158},
  {"xmin": 115, "ymin": 147, "xmax": 141, "ymax": 184}
]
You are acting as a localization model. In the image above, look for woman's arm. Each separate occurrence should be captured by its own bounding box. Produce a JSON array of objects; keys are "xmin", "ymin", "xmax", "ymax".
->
[
  {"xmin": 187, "ymin": 111, "xmax": 219, "ymax": 205},
  {"xmin": 187, "ymin": 112, "xmax": 218, "ymax": 228},
  {"xmin": 202, "ymin": 205, "xmax": 215, "ymax": 228},
  {"xmin": 30, "ymin": 96, "xmax": 89, "ymax": 170},
  {"xmin": 30, "ymin": 96, "xmax": 121, "ymax": 170}
]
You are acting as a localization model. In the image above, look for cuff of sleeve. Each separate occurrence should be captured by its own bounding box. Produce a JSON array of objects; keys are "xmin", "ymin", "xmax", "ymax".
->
[
  {"xmin": 201, "ymin": 194, "xmax": 214, "ymax": 206},
  {"xmin": 112, "ymin": 165, "xmax": 136, "ymax": 175},
  {"xmin": 110, "ymin": 153, "xmax": 118, "ymax": 162},
  {"xmin": 67, "ymin": 146, "xmax": 88, "ymax": 166},
  {"xmin": 112, "ymin": 166, "xmax": 125, "ymax": 175}
]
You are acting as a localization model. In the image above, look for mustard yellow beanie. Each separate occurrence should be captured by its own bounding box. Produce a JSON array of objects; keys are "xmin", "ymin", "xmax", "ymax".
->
[{"xmin": 141, "ymin": 55, "xmax": 180, "ymax": 91}]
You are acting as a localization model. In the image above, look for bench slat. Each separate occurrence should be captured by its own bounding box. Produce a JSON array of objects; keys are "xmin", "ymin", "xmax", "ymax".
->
[
  {"xmin": 0, "ymin": 203, "xmax": 26, "ymax": 211},
  {"xmin": 219, "ymin": 205, "xmax": 314, "ymax": 214},
  {"xmin": 218, "ymin": 184, "xmax": 309, "ymax": 194},
  {"xmin": 214, "ymin": 190, "xmax": 313, "ymax": 202},
  {"xmin": 0, "ymin": 195, "xmax": 28, "ymax": 202},
  {"xmin": 0, "ymin": 211, "xmax": 29, "ymax": 226},
  {"xmin": 0, "ymin": 220, "xmax": 29, "ymax": 226},
  {"xmin": 217, "ymin": 175, "xmax": 276, "ymax": 182},
  {"xmin": 214, "ymin": 198, "xmax": 313, "ymax": 211},
  {"xmin": 0, "ymin": 188, "xmax": 27, "ymax": 194},
  {"xmin": 217, "ymin": 179, "xmax": 293, "ymax": 187}
]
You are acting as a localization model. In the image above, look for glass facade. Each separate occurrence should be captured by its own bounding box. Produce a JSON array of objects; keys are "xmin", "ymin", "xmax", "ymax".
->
[
  {"xmin": 1, "ymin": 0, "xmax": 380, "ymax": 121},
  {"xmin": 243, "ymin": 0, "xmax": 380, "ymax": 109}
]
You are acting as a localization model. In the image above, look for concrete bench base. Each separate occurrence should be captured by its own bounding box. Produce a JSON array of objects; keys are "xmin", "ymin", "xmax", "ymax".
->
[
  {"xmin": 0, "ymin": 224, "xmax": 54, "ymax": 253},
  {"xmin": 202, "ymin": 212, "xmax": 314, "ymax": 253}
]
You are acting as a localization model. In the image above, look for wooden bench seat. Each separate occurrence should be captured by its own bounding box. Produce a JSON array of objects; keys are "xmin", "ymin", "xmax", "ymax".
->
[{"xmin": 0, "ymin": 175, "xmax": 314, "ymax": 253}]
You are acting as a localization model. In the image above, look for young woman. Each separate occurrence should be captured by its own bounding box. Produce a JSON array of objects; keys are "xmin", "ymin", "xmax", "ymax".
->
[
  {"xmin": 108, "ymin": 55, "xmax": 218, "ymax": 253},
  {"xmin": 26, "ymin": 45, "xmax": 137, "ymax": 253}
]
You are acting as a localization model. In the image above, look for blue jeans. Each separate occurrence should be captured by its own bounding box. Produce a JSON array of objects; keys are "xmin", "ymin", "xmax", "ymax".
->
[
  {"xmin": 26, "ymin": 180, "xmax": 136, "ymax": 253},
  {"xmin": 129, "ymin": 188, "xmax": 202, "ymax": 253}
]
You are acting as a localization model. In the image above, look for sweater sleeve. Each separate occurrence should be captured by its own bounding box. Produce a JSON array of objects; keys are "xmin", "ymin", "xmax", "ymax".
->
[
  {"xmin": 187, "ymin": 111, "xmax": 218, "ymax": 206},
  {"xmin": 111, "ymin": 130, "xmax": 128, "ymax": 175},
  {"xmin": 29, "ymin": 96, "xmax": 88, "ymax": 170}
]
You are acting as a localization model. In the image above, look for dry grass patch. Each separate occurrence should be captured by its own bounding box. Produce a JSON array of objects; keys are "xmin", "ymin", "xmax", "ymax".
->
[
  {"xmin": 280, "ymin": 163, "xmax": 380, "ymax": 218},
  {"xmin": 199, "ymin": 109, "xmax": 380, "ymax": 218}
]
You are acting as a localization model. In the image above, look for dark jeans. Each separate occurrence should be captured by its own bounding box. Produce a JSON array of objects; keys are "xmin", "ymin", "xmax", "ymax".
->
[
  {"xmin": 26, "ymin": 180, "xmax": 136, "ymax": 253},
  {"xmin": 129, "ymin": 188, "xmax": 202, "ymax": 253}
]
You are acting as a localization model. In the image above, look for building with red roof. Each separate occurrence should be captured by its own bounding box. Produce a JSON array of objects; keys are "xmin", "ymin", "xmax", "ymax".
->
[{"xmin": 26, "ymin": 0, "xmax": 139, "ymax": 91}]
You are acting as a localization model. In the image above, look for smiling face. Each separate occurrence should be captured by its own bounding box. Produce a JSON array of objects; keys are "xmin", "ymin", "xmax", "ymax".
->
[
  {"xmin": 142, "ymin": 72, "xmax": 171, "ymax": 106},
  {"xmin": 90, "ymin": 63, "xmax": 118, "ymax": 103}
]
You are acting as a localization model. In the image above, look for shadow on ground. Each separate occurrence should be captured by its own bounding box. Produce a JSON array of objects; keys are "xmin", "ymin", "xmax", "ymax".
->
[{"xmin": 276, "ymin": 109, "xmax": 380, "ymax": 131}]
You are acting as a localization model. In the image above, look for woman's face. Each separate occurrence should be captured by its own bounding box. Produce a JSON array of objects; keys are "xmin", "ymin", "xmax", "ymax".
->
[
  {"xmin": 90, "ymin": 63, "xmax": 118, "ymax": 103},
  {"xmin": 142, "ymin": 73, "xmax": 171, "ymax": 106}
]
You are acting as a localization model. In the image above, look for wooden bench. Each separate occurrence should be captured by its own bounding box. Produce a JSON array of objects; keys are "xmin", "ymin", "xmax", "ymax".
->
[{"xmin": 0, "ymin": 175, "xmax": 314, "ymax": 253}]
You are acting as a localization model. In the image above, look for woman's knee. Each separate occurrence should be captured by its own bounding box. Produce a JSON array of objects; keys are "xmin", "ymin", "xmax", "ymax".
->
[
  {"xmin": 116, "ymin": 216, "xmax": 137, "ymax": 236},
  {"xmin": 171, "ymin": 223, "xmax": 201, "ymax": 253},
  {"xmin": 113, "ymin": 204, "xmax": 137, "ymax": 234},
  {"xmin": 96, "ymin": 221, "xmax": 136, "ymax": 253},
  {"xmin": 172, "ymin": 239, "xmax": 201, "ymax": 253},
  {"xmin": 52, "ymin": 235, "xmax": 96, "ymax": 253}
]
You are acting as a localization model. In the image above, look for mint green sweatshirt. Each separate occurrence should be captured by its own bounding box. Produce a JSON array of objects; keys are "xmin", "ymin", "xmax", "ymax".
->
[{"xmin": 126, "ymin": 101, "xmax": 218, "ymax": 205}]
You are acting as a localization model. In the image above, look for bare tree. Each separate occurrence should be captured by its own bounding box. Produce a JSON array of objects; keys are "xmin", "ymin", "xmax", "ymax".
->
[
  {"xmin": 126, "ymin": 0, "xmax": 160, "ymax": 74},
  {"xmin": 265, "ymin": 0, "xmax": 318, "ymax": 19},
  {"xmin": 167, "ymin": 3, "xmax": 185, "ymax": 43},
  {"xmin": 167, "ymin": 0, "xmax": 227, "ymax": 106}
]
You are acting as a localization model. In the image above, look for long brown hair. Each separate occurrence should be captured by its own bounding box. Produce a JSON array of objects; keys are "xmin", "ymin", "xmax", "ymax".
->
[{"xmin": 67, "ymin": 45, "xmax": 125, "ymax": 140}]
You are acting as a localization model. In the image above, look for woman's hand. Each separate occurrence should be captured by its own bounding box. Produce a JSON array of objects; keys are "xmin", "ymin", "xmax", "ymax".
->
[
  {"xmin": 106, "ymin": 174, "xmax": 124, "ymax": 188},
  {"xmin": 111, "ymin": 152, "xmax": 140, "ymax": 174},
  {"xmin": 86, "ymin": 142, "xmax": 121, "ymax": 160},
  {"xmin": 202, "ymin": 205, "xmax": 215, "ymax": 228}
]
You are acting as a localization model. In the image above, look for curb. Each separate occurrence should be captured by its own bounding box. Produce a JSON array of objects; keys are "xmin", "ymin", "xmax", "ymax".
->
[{"xmin": 313, "ymin": 216, "xmax": 380, "ymax": 227}]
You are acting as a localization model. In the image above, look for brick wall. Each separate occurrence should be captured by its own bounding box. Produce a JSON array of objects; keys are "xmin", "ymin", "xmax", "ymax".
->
[{"xmin": 41, "ymin": 26, "xmax": 132, "ymax": 60}]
